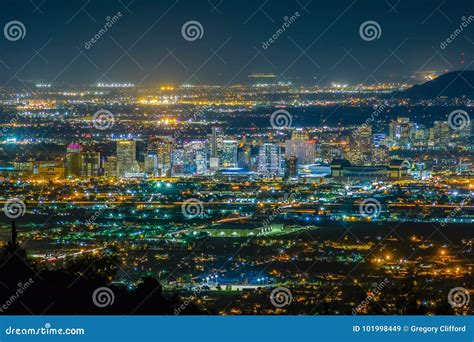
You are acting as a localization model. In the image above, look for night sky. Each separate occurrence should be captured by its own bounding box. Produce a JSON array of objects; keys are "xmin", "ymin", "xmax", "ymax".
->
[{"xmin": 0, "ymin": 0, "xmax": 472, "ymax": 85}]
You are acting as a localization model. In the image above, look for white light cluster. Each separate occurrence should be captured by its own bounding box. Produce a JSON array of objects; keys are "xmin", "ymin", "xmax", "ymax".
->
[{"xmin": 96, "ymin": 83, "xmax": 134, "ymax": 88}]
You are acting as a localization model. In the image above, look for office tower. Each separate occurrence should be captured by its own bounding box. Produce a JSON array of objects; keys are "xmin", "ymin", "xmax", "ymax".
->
[
  {"xmin": 347, "ymin": 125, "xmax": 372, "ymax": 165},
  {"xmin": 238, "ymin": 146, "xmax": 251, "ymax": 168},
  {"xmin": 258, "ymin": 143, "xmax": 282, "ymax": 177},
  {"xmin": 414, "ymin": 124, "xmax": 429, "ymax": 148},
  {"xmin": 220, "ymin": 140, "xmax": 238, "ymax": 167},
  {"xmin": 284, "ymin": 156, "xmax": 298, "ymax": 179},
  {"xmin": 389, "ymin": 117, "xmax": 415, "ymax": 148},
  {"xmin": 210, "ymin": 127, "xmax": 222, "ymax": 159},
  {"xmin": 79, "ymin": 152, "xmax": 100, "ymax": 177},
  {"xmin": 116, "ymin": 140, "xmax": 137, "ymax": 177},
  {"xmin": 372, "ymin": 133, "xmax": 387, "ymax": 147},
  {"xmin": 144, "ymin": 150, "xmax": 157, "ymax": 176},
  {"xmin": 171, "ymin": 148, "xmax": 184, "ymax": 176},
  {"xmin": 285, "ymin": 139, "xmax": 315, "ymax": 165},
  {"xmin": 154, "ymin": 137, "xmax": 173, "ymax": 177},
  {"xmin": 184, "ymin": 140, "xmax": 208, "ymax": 175},
  {"xmin": 291, "ymin": 128, "xmax": 309, "ymax": 140},
  {"xmin": 431, "ymin": 121, "xmax": 451, "ymax": 148},
  {"xmin": 103, "ymin": 156, "xmax": 117, "ymax": 177},
  {"xmin": 65, "ymin": 143, "xmax": 82, "ymax": 178}
]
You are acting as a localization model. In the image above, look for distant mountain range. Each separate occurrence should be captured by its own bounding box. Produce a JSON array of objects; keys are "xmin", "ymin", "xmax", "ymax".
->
[{"xmin": 396, "ymin": 70, "xmax": 474, "ymax": 100}]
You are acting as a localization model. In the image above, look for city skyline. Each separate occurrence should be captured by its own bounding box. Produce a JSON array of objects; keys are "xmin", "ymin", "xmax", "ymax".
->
[{"xmin": 0, "ymin": 0, "xmax": 472, "ymax": 321}]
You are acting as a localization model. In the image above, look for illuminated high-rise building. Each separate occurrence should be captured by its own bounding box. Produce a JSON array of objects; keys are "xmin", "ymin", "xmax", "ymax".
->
[
  {"xmin": 238, "ymin": 146, "xmax": 251, "ymax": 168},
  {"xmin": 144, "ymin": 150, "xmax": 157, "ymax": 176},
  {"xmin": 285, "ymin": 139, "xmax": 315, "ymax": 165},
  {"xmin": 347, "ymin": 125, "xmax": 373, "ymax": 165},
  {"xmin": 65, "ymin": 144, "xmax": 100, "ymax": 178},
  {"xmin": 258, "ymin": 143, "xmax": 282, "ymax": 177},
  {"xmin": 220, "ymin": 140, "xmax": 238, "ymax": 167},
  {"xmin": 184, "ymin": 140, "xmax": 208, "ymax": 175},
  {"xmin": 284, "ymin": 156, "xmax": 298, "ymax": 179},
  {"xmin": 211, "ymin": 127, "xmax": 222, "ymax": 159},
  {"xmin": 103, "ymin": 156, "xmax": 117, "ymax": 177},
  {"xmin": 116, "ymin": 140, "xmax": 137, "ymax": 177},
  {"xmin": 79, "ymin": 152, "xmax": 100, "ymax": 177},
  {"xmin": 291, "ymin": 128, "xmax": 309, "ymax": 140},
  {"xmin": 430, "ymin": 121, "xmax": 451, "ymax": 148},
  {"xmin": 389, "ymin": 117, "xmax": 415, "ymax": 148},
  {"xmin": 65, "ymin": 143, "xmax": 82, "ymax": 178},
  {"xmin": 155, "ymin": 137, "xmax": 173, "ymax": 176}
]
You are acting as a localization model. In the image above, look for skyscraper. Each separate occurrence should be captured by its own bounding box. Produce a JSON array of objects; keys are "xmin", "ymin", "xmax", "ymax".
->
[
  {"xmin": 258, "ymin": 143, "xmax": 282, "ymax": 177},
  {"xmin": 389, "ymin": 117, "xmax": 415, "ymax": 148},
  {"xmin": 211, "ymin": 126, "xmax": 222, "ymax": 159},
  {"xmin": 220, "ymin": 140, "xmax": 238, "ymax": 167},
  {"xmin": 184, "ymin": 140, "xmax": 208, "ymax": 175},
  {"xmin": 65, "ymin": 144, "xmax": 100, "ymax": 178},
  {"xmin": 79, "ymin": 152, "xmax": 100, "ymax": 177},
  {"xmin": 116, "ymin": 140, "xmax": 137, "ymax": 177},
  {"xmin": 430, "ymin": 121, "xmax": 451, "ymax": 148},
  {"xmin": 285, "ymin": 139, "xmax": 315, "ymax": 165},
  {"xmin": 65, "ymin": 143, "xmax": 82, "ymax": 178}
]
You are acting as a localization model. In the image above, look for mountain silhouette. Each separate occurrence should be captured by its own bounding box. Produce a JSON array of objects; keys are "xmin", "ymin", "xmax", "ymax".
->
[{"xmin": 396, "ymin": 70, "xmax": 474, "ymax": 100}]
